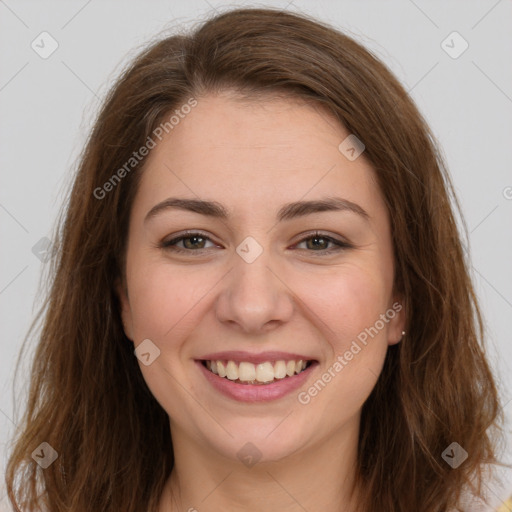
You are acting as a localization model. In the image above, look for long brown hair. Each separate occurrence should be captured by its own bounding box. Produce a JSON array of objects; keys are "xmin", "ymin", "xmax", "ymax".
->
[{"xmin": 5, "ymin": 7, "xmax": 502, "ymax": 511}]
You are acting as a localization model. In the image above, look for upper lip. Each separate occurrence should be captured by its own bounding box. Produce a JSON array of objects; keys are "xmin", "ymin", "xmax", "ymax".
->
[{"xmin": 197, "ymin": 351, "xmax": 317, "ymax": 364}]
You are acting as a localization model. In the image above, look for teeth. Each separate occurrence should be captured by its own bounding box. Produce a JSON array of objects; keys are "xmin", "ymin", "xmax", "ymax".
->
[
  {"xmin": 217, "ymin": 361, "xmax": 227, "ymax": 378},
  {"xmin": 238, "ymin": 362, "xmax": 256, "ymax": 381},
  {"xmin": 286, "ymin": 360, "xmax": 295, "ymax": 377},
  {"xmin": 226, "ymin": 361, "xmax": 238, "ymax": 380},
  {"xmin": 204, "ymin": 358, "xmax": 310, "ymax": 384},
  {"xmin": 256, "ymin": 362, "xmax": 274, "ymax": 383},
  {"xmin": 274, "ymin": 360, "xmax": 287, "ymax": 379}
]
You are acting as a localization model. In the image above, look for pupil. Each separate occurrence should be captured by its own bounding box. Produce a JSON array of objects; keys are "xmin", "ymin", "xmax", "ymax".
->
[
  {"xmin": 308, "ymin": 236, "xmax": 326, "ymax": 250},
  {"xmin": 185, "ymin": 236, "xmax": 204, "ymax": 249}
]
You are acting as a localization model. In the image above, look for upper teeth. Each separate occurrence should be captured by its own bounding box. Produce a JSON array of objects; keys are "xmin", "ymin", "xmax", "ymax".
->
[{"xmin": 205, "ymin": 359, "xmax": 308, "ymax": 383}]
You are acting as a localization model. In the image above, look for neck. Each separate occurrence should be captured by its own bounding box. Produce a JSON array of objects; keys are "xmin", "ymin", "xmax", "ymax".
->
[{"xmin": 158, "ymin": 418, "xmax": 362, "ymax": 512}]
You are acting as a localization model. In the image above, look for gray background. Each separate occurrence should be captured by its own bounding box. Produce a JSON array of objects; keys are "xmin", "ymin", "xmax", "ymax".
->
[{"xmin": 1, "ymin": 0, "xmax": 511, "ymax": 509}]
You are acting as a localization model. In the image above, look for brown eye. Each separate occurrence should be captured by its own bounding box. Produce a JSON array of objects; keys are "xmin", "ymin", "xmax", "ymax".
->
[
  {"xmin": 295, "ymin": 232, "xmax": 350, "ymax": 253},
  {"xmin": 181, "ymin": 235, "xmax": 208, "ymax": 249},
  {"xmin": 161, "ymin": 232, "xmax": 217, "ymax": 252},
  {"xmin": 304, "ymin": 236, "xmax": 330, "ymax": 250}
]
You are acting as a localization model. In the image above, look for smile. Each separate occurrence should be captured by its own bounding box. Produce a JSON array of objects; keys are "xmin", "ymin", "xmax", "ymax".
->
[
  {"xmin": 196, "ymin": 353, "xmax": 318, "ymax": 402},
  {"xmin": 202, "ymin": 359, "xmax": 311, "ymax": 385}
]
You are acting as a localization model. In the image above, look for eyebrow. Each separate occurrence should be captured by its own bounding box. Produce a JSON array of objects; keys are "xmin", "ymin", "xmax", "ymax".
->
[{"xmin": 144, "ymin": 196, "xmax": 369, "ymax": 223}]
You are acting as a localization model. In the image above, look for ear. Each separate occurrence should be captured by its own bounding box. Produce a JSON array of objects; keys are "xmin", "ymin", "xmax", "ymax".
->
[
  {"xmin": 115, "ymin": 277, "xmax": 134, "ymax": 341},
  {"xmin": 387, "ymin": 295, "xmax": 406, "ymax": 346}
]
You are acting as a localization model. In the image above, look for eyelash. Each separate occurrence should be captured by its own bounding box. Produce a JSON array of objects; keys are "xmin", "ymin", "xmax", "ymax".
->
[{"xmin": 160, "ymin": 230, "xmax": 351, "ymax": 255}]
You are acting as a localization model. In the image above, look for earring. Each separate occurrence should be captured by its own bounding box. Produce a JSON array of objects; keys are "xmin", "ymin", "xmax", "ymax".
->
[{"xmin": 401, "ymin": 330, "xmax": 406, "ymax": 336}]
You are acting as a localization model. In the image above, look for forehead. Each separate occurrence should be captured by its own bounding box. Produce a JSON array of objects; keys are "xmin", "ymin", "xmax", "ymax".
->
[
  {"xmin": 134, "ymin": 92, "xmax": 384, "ymax": 219},
  {"xmin": 155, "ymin": 92, "xmax": 350, "ymax": 168}
]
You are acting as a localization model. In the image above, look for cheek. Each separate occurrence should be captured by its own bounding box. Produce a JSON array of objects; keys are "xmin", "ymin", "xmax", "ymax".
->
[
  {"xmin": 126, "ymin": 255, "xmax": 202, "ymax": 342},
  {"xmin": 125, "ymin": 257, "xmax": 207, "ymax": 412},
  {"xmin": 294, "ymin": 265, "xmax": 392, "ymax": 415},
  {"xmin": 297, "ymin": 262, "xmax": 391, "ymax": 345}
]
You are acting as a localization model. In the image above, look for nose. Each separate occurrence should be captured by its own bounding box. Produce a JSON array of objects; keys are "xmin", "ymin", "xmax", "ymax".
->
[{"xmin": 215, "ymin": 251, "xmax": 294, "ymax": 334}]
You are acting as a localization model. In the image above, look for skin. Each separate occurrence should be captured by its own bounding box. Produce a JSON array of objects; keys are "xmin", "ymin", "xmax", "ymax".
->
[{"xmin": 118, "ymin": 91, "xmax": 405, "ymax": 512}]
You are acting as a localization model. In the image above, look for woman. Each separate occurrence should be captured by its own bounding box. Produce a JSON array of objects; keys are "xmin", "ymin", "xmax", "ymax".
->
[{"xmin": 5, "ymin": 7, "xmax": 503, "ymax": 512}]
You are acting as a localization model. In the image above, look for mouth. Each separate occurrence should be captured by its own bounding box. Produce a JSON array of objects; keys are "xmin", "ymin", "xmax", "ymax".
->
[
  {"xmin": 200, "ymin": 358, "xmax": 314, "ymax": 385},
  {"xmin": 195, "ymin": 353, "xmax": 319, "ymax": 402}
]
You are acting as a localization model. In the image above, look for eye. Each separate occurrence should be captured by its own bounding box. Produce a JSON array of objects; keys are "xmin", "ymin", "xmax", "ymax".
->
[
  {"xmin": 160, "ymin": 230, "xmax": 351, "ymax": 255},
  {"xmin": 161, "ymin": 231, "xmax": 219, "ymax": 253},
  {"xmin": 293, "ymin": 232, "xmax": 351, "ymax": 253}
]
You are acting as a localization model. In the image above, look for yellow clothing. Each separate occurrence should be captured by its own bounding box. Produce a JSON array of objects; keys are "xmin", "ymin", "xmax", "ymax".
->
[{"xmin": 497, "ymin": 496, "xmax": 512, "ymax": 512}]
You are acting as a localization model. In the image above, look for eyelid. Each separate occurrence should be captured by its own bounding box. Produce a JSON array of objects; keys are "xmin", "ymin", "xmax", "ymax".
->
[
  {"xmin": 291, "ymin": 230, "xmax": 352, "ymax": 252},
  {"xmin": 161, "ymin": 230, "xmax": 220, "ymax": 250},
  {"xmin": 291, "ymin": 229, "xmax": 350, "ymax": 244}
]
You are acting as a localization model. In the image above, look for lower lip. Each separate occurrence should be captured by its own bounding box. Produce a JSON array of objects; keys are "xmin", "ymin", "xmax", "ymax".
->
[{"xmin": 196, "ymin": 360, "xmax": 317, "ymax": 402}]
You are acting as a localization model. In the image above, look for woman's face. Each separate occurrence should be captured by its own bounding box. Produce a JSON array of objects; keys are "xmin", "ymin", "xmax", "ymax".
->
[{"xmin": 119, "ymin": 91, "xmax": 405, "ymax": 463}]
